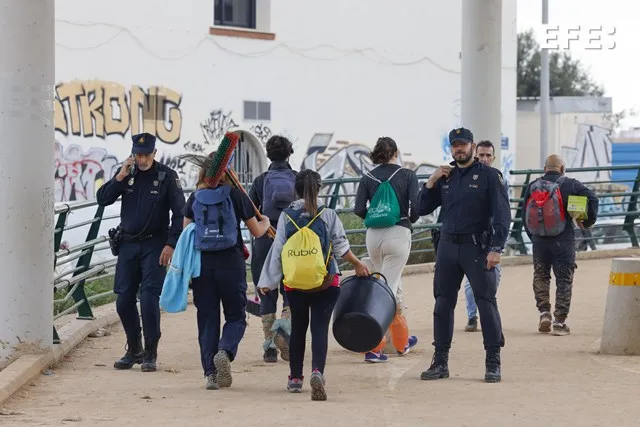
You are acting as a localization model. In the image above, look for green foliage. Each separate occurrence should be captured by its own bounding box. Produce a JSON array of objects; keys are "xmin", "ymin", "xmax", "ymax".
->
[
  {"xmin": 517, "ymin": 29, "xmax": 605, "ymax": 98},
  {"xmin": 54, "ymin": 275, "xmax": 115, "ymax": 316}
]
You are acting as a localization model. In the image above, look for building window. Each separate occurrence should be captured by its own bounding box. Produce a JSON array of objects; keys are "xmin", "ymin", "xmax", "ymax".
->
[
  {"xmin": 244, "ymin": 101, "xmax": 270, "ymax": 121},
  {"xmin": 214, "ymin": 0, "xmax": 256, "ymax": 29}
]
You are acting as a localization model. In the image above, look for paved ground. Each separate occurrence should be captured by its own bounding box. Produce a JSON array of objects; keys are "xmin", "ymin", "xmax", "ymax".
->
[{"xmin": 1, "ymin": 258, "xmax": 640, "ymax": 427}]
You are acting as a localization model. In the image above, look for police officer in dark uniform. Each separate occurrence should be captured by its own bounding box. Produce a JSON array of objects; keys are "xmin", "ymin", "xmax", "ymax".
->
[
  {"xmin": 97, "ymin": 132, "xmax": 185, "ymax": 372},
  {"xmin": 418, "ymin": 127, "xmax": 511, "ymax": 383}
]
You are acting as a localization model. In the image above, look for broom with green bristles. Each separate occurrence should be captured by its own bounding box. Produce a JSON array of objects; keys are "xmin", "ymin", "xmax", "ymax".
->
[{"xmin": 201, "ymin": 132, "xmax": 276, "ymax": 239}]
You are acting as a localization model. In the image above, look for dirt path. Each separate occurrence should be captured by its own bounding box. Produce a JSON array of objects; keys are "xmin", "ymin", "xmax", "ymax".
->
[{"xmin": 1, "ymin": 258, "xmax": 639, "ymax": 427}]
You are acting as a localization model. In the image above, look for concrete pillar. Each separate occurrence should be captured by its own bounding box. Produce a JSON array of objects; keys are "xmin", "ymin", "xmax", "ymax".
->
[
  {"xmin": 462, "ymin": 0, "xmax": 503, "ymax": 166},
  {"xmin": 0, "ymin": 0, "xmax": 55, "ymax": 363},
  {"xmin": 600, "ymin": 258, "xmax": 640, "ymax": 355}
]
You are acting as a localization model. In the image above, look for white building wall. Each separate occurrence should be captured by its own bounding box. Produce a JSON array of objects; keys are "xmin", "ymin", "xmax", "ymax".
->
[
  {"xmin": 54, "ymin": 0, "xmax": 517, "ymax": 197},
  {"xmin": 53, "ymin": 0, "xmax": 517, "ymax": 255}
]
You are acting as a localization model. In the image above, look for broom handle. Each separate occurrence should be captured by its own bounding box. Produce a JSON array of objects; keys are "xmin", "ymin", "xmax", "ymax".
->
[{"xmin": 225, "ymin": 168, "xmax": 276, "ymax": 239}]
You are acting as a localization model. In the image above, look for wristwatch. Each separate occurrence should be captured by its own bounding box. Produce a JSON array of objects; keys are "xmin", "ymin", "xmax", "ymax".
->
[{"xmin": 489, "ymin": 247, "xmax": 504, "ymax": 254}]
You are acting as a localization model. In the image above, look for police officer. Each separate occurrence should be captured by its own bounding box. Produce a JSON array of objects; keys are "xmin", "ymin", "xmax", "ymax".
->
[
  {"xmin": 418, "ymin": 127, "xmax": 511, "ymax": 383},
  {"xmin": 97, "ymin": 132, "xmax": 186, "ymax": 372}
]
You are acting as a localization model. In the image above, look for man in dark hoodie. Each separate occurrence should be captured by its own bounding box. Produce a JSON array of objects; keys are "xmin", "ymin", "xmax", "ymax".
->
[
  {"xmin": 522, "ymin": 154, "xmax": 599, "ymax": 336},
  {"xmin": 249, "ymin": 135, "xmax": 297, "ymax": 363}
]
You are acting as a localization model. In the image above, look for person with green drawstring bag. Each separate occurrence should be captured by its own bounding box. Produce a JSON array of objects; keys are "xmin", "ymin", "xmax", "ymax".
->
[{"xmin": 354, "ymin": 137, "xmax": 420, "ymax": 364}]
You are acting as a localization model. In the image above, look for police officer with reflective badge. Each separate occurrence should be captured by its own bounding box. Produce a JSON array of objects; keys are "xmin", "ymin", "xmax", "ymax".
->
[
  {"xmin": 97, "ymin": 133, "xmax": 185, "ymax": 372},
  {"xmin": 418, "ymin": 127, "xmax": 511, "ymax": 383}
]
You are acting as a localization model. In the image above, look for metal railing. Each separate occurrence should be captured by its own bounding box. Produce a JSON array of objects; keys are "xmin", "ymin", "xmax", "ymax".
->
[{"xmin": 51, "ymin": 164, "xmax": 640, "ymax": 342}]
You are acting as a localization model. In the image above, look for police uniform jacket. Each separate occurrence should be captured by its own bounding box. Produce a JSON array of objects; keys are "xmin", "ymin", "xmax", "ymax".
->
[
  {"xmin": 418, "ymin": 160, "xmax": 511, "ymax": 251},
  {"xmin": 96, "ymin": 161, "xmax": 186, "ymax": 248}
]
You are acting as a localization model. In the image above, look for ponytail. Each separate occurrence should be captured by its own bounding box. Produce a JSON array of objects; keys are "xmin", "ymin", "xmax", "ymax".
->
[{"xmin": 295, "ymin": 170, "xmax": 322, "ymax": 215}]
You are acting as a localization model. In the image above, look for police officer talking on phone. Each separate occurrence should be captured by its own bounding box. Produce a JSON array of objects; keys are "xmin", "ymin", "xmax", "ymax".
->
[
  {"xmin": 418, "ymin": 127, "xmax": 511, "ymax": 383},
  {"xmin": 97, "ymin": 132, "xmax": 185, "ymax": 372}
]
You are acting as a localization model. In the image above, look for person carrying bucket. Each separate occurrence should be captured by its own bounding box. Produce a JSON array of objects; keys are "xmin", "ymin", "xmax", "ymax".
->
[
  {"xmin": 354, "ymin": 137, "xmax": 419, "ymax": 363},
  {"xmin": 257, "ymin": 169, "xmax": 369, "ymax": 401}
]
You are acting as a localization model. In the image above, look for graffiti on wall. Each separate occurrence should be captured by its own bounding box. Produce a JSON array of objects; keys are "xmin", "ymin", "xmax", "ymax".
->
[
  {"xmin": 54, "ymin": 141, "xmax": 121, "ymax": 202},
  {"xmin": 300, "ymin": 133, "xmax": 437, "ymax": 211},
  {"xmin": 200, "ymin": 109, "xmax": 239, "ymax": 145},
  {"xmin": 55, "ymin": 80, "xmax": 183, "ymax": 144},
  {"xmin": 250, "ymin": 124, "xmax": 272, "ymax": 145},
  {"xmin": 562, "ymin": 124, "xmax": 613, "ymax": 183}
]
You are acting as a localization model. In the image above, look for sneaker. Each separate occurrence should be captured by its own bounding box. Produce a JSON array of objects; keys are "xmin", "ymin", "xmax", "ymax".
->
[
  {"xmin": 205, "ymin": 374, "xmax": 219, "ymax": 390},
  {"xmin": 213, "ymin": 350, "xmax": 232, "ymax": 388},
  {"xmin": 364, "ymin": 351, "xmax": 388, "ymax": 363},
  {"xmin": 538, "ymin": 312, "xmax": 552, "ymax": 333},
  {"xmin": 464, "ymin": 316, "xmax": 478, "ymax": 332},
  {"xmin": 398, "ymin": 336, "xmax": 419, "ymax": 355},
  {"xmin": 287, "ymin": 376, "xmax": 303, "ymax": 393},
  {"xmin": 310, "ymin": 369, "xmax": 327, "ymax": 401},
  {"xmin": 551, "ymin": 321, "xmax": 570, "ymax": 336}
]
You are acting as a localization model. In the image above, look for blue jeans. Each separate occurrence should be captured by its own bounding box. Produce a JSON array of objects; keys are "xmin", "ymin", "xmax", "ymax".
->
[{"xmin": 465, "ymin": 263, "xmax": 502, "ymax": 321}]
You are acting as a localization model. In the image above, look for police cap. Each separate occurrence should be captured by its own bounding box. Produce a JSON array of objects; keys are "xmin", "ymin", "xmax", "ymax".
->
[
  {"xmin": 449, "ymin": 127, "xmax": 474, "ymax": 144},
  {"xmin": 131, "ymin": 132, "xmax": 156, "ymax": 154}
]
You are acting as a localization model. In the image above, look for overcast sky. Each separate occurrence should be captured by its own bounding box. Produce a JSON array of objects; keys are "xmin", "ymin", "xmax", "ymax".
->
[{"xmin": 517, "ymin": 0, "xmax": 637, "ymax": 129}]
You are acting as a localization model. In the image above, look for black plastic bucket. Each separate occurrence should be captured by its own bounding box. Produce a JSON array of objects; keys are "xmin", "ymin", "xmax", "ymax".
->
[{"xmin": 332, "ymin": 273, "xmax": 397, "ymax": 353}]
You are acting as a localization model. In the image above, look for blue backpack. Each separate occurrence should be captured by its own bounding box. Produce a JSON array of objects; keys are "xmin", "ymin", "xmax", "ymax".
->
[
  {"xmin": 192, "ymin": 186, "xmax": 238, "ymax": 251},
  {"xmin": 262, "ymin": 170, "xmax": 296, "ymax": 221}
]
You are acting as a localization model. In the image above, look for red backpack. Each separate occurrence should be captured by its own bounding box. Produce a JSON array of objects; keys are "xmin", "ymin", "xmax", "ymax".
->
[{"xmin": 524, "ymin": 177, "xmax": 567, "ymax": 237}]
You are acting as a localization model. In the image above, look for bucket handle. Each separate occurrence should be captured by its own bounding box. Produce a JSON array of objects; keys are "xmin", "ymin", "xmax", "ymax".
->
[
  {"xmin": 340, "ymin": 272, "xmax": 387, "ymax": 286},
  {"xmin": 370, "ymin": 272, "xmax": 388, "ymax": 284}
]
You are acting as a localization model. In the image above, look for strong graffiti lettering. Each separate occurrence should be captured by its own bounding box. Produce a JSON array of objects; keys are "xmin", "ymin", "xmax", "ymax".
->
[
  {"xmin": 201, "ymin": 109, "xmax": 238, "ymax": 145},
  {"xmin": 54, "ymin": 141, "xmax": 121, "ymax": 202},
  {"xmin": 250, "ymin": 123, "xmax": 272, "ymax": 145},
  {"xmin": 54, "ymin": 80, "xmax": 183, "ymax": 144}
]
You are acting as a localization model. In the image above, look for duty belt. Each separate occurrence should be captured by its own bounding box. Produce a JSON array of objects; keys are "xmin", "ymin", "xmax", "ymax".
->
[
  {"xmin": 440, "ymin": 233, "xmax": 480, "ymax": 244},
  {"xmin": 121, "ymin": 232, "xmax": 155, "ymax": 243}
]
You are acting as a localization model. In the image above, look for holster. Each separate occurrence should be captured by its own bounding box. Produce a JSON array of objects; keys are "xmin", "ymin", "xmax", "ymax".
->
[
  {"xmin": 431, "ymin": 228, "xmax": 441, "ymax": 255},
  {"xmin": 108, "ymin": 225, "xmax": 123, "ymax": 256}
]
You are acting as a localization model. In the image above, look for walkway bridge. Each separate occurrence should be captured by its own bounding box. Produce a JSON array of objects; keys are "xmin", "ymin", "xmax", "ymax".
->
[{"xmin": 1, "ymin": 165, "xmax": 640, "ymax": 426}]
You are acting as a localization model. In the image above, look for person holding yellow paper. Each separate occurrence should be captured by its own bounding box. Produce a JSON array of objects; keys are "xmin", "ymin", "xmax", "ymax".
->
[{"xmin": 522, "ymin": 154, "xmax": 599, "ymax": 336}]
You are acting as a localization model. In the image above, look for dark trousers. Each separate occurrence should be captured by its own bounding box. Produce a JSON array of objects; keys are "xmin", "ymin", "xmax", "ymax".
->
[
  {"xmin": 433, "ymin": 238, "xmax": 504, "ymax": 351},
  {"xmin": 287, "ymin": 287, "xmax": 340, "ymax": 379},
  {"xmin": 114, "ymin": 238, "xmax": 166, "ymax": 344},
  {"xmin": 532, "ymin": 239, "xmax": 576, "ymax": 322},
  {"xmin": 190, "ymin": 264, "xmax": 248, "ymax": 376},
  {"xmin": 251, "ymin": 235, "xmax": 289, "ymax": 315}
]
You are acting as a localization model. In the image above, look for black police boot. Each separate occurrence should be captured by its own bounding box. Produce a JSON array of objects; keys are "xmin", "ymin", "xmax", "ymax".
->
[
  {"xmin": 141, "ymin": 339, "xmax": 159, "ymax": 372},
  {"xmin": 420, "ymin": 349, "xmax": 449, "ymax": 380},
  {"xmin": 484, "ymin": 350, "xmax": 501, "ymax": 383},
  {"xmin": 113, "ymin": 336, "xmax": 144, "ymax": 370}
]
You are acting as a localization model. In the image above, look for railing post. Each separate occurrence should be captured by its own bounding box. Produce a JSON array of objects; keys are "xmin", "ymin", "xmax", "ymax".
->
[
  {"xmin": 70, "ymin": 205, "xmax": 106, "ymax": 320},
  {"xmin": 509, "ymin": 172, "xmax": 531, "ymax": 255},
  {"xmin": 52, "ymin": 210, "xmax": 68, "ymax": 344},
  {"xmin": 328, "ymin": 181, "xmax": 341, "ymax": 209},
  {"xmin": 623, "ymin": 167, "xmax": 640, "ymax": 247}
]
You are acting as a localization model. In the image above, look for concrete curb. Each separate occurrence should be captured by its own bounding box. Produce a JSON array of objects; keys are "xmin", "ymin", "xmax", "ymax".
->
[{"xmin": 0, "ymin": 306, "xmax": 121, "ymax": 407}]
